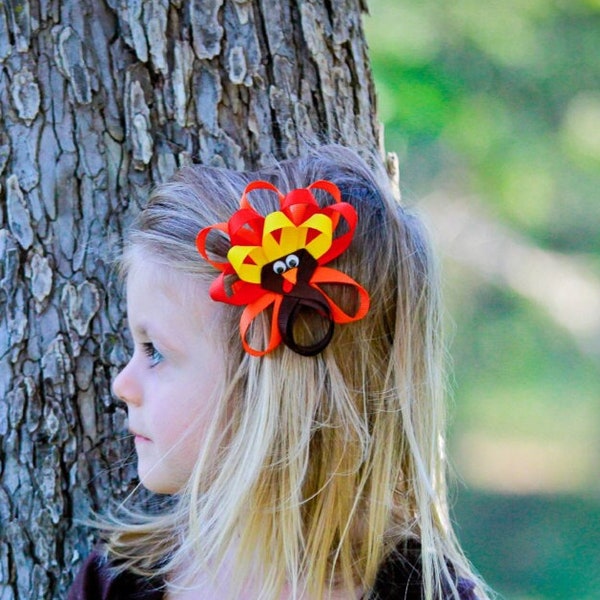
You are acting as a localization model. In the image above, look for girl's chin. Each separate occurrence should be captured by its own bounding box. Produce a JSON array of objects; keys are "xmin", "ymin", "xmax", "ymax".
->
[
  {"xmin": 139, "ymin": 476, "xmax": 177, "ymax": 495},
  {"xmin": 137, "ymin": 467, "xmax": 185, "ymax": 495}
]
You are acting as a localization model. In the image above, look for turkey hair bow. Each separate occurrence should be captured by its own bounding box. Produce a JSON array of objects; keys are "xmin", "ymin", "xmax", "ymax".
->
[{"xmin": 196, "ymin": 180, "xmax": 370, "ymax": 356}]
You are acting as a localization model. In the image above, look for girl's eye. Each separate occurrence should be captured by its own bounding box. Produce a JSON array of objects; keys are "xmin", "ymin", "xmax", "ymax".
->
[
  {"xmin": 285, "ymin": 254, "xmax": 299, "ymax": 269},
  {"xmin": 142, "ymin": 342, "xmax": 163, "ymax": 367},
  {"xmin": 273, "ymin": 260, "xmax": 287, "ymax": 275}
]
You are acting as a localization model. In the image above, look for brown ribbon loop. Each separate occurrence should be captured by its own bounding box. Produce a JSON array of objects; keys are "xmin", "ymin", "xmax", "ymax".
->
[{"xmin": 278, "ymin": 297, "xmax": 335, "ymax": 356}]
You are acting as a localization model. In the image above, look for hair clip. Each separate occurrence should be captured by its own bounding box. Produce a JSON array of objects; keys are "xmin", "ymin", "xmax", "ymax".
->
[{"xmin": 196, "ymin": 180, "xmax": 370, "ymax": 356}]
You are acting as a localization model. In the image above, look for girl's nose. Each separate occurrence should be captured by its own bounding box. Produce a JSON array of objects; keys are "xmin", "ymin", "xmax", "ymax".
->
[{"xmin": 112, "ymin": 360, "xmax": 141, "ymax": 406}]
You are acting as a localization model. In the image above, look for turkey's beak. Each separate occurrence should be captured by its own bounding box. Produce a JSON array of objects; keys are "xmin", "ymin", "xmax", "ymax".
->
[{"xmin": 282, "ymin": 268, "xmax": 298, "ymax": 293}]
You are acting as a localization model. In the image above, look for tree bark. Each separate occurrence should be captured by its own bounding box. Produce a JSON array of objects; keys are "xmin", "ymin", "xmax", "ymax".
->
[{"xmin": 0, "ymin": 1, "xmax": 380, "ymax": 597}]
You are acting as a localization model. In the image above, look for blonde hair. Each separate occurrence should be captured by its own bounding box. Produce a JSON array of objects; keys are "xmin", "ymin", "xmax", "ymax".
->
[{"xmin": 106, "ymin": 145, "xmax": 489, "ymax": 599}]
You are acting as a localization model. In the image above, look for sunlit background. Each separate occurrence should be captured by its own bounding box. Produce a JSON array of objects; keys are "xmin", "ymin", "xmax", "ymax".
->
[{"xmin": 365, "ymin": 1, "xmax": 600, "ymax": 598}]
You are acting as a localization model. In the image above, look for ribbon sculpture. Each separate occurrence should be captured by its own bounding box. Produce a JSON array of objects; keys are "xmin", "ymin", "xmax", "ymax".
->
[{"xmin": 196, "ymin": 180, "xmax": 370, "ymax": 356}]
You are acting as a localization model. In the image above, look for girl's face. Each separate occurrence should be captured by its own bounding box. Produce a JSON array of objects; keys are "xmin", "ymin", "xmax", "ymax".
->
[{"xmin": 112, "ymin": 259, "xmax": 225, "ymax": 494}]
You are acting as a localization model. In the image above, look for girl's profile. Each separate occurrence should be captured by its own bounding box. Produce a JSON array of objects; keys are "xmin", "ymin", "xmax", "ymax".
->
[{"xmin": 69, "ymin": 145, "xmax": 489, "ymax": 599}]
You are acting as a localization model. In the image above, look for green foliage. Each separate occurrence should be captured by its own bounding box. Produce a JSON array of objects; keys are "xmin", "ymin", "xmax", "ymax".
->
[
  {"xmin": 447, "ymin": 278, "xmax": 600, "ymax": 441},
  {"xmin": 366, "ymin": 0, "xmax": 600, "ymax": 252},
  {"xmin": 365, "ymin": 1, "xmax": 600, "ymax": 597}
]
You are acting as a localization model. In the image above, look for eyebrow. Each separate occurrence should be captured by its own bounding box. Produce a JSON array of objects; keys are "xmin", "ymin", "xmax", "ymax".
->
[
  {"xmin": 129, "ymin": 320, "xmax": 179, "ymax": 354},
  {"xmin": 129, "ymin": 320, "xmax": 149, "ymax": 337},
  {"xmin": 129, "ymin": 321, "xmax": 160, "ymax": 343}
]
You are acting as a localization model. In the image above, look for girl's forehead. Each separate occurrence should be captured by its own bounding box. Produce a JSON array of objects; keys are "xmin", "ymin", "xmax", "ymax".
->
[
  {"xmin": 125, "ymin": 265, "xmax": 223, "ymax": 348},
  {"xmin": 126, "ymin": 255, "xmax": 212, "ymax": 315}
]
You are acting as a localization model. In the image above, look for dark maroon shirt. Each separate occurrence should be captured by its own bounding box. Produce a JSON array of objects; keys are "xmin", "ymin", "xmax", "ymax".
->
[{"xmin": 68, "ymin": 546, "xmax": 478, "ymax": 600}]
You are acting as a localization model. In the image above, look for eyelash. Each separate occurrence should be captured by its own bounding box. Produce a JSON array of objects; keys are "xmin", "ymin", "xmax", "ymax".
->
[{"xmin": 142, "ymin": 342, "xmax": 163, "ymax": 367}]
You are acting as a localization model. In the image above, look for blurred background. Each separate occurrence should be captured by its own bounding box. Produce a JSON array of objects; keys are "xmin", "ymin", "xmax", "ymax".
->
[{"xmin": 364, "ymin": 1, "xmax": 600, "ymax": 598}]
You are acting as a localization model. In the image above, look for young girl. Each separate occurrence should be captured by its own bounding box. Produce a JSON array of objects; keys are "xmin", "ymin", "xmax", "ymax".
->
[{"xmin": 69, "ymin": 145, "xmax": 489, "ymax": 599}]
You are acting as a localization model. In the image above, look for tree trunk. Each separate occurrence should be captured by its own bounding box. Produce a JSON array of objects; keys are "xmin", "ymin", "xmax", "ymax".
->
[{"xmin": 0, "ymin": 1, "xmax": 380, "ymax": 597}]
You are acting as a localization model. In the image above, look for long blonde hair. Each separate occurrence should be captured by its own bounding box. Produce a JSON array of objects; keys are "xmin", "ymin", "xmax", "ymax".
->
[{"xmin": 106, "ymin": 145, "xmax": 488, "ymax": 599}]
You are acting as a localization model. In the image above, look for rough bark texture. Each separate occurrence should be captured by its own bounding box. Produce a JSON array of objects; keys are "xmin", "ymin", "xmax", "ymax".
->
[{"xmin": 0, "ymin": 1, "xmax": 380, "ymax": 597}]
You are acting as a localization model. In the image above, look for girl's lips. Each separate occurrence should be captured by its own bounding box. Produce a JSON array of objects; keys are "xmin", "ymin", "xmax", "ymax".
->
[{"xmin": 130, "ymin": 429, "xmax": 151, "ymax": 443}]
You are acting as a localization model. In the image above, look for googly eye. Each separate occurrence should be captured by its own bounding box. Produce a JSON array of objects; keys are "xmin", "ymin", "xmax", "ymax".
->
[
  {"xmin": 273, "ymin": 260, "xmax": 287, "ymax": 274},
  {"xmin": 285, "ymin": 254, "xmax": 299, "ymax": 269}
]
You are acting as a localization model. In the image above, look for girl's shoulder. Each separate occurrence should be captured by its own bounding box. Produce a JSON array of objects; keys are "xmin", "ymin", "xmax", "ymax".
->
[
  {"xmin": 67, "ymin": 548, "xmax": 163, "ymax": 600},
  {"xmin": 68, "ymin": 543, "xmax": 478, "ymax": 600},
  {"xmin": 370, "ymin": 542, "xmax": 479, "ymax": 600}
]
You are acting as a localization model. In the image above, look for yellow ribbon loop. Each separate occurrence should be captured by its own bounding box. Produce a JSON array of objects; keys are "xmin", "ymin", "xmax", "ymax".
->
[{"xmin": 228, "ymin": 245, "xmax": 267, "ymax": 284}]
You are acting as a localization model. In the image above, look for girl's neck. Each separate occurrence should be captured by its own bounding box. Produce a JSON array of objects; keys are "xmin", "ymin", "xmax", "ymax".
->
[
  {"xmin": 164, "ymin": 559, "xmax": 364, "ymax": 600},
  {"xmin": 165, "ymin": 584, "xmax": 363, "ymax": 600}
]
